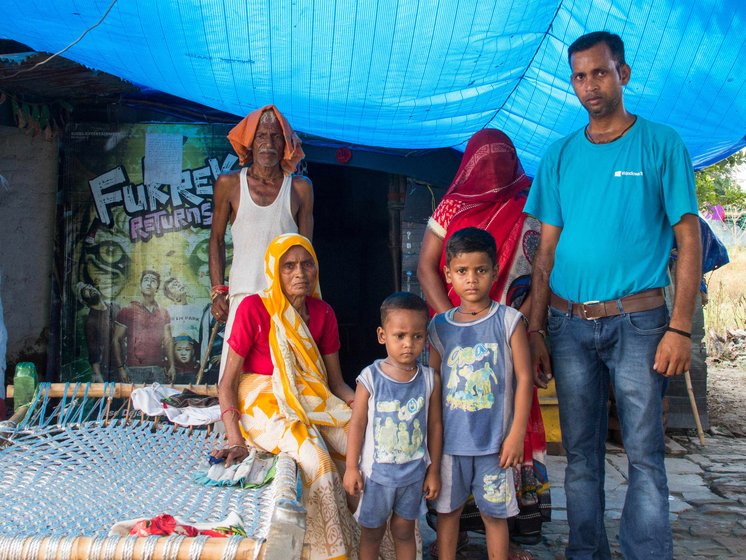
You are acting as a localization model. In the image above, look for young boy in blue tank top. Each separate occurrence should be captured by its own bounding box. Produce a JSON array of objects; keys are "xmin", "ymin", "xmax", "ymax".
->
[
  {"xmin": 428, "ymin": 227, "xmax": 533, "ymax": 560},
  {"xmin": 345, "ymin": 292, "xmax": 443, "ymax": 560}
]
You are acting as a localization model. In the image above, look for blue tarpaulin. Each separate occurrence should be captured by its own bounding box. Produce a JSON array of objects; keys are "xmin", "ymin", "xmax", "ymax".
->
[{"xmin": 1, "ymin": 0, "xmax": 745, "ymax": 174}]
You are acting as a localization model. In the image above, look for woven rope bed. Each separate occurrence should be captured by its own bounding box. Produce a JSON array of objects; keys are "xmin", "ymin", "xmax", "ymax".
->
[{"xmin": 0, "ymin": 383, "xmax": 306, "ymax": 560}]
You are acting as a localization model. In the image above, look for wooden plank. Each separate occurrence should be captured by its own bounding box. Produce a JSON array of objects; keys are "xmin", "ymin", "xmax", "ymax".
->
[{"xmin": 7, "ymin": 383, "xmax": 218, "ymax": 399}]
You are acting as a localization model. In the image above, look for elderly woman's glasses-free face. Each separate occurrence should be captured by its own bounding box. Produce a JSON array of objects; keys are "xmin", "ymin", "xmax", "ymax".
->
[{"xmin": 278, "ymin": 245, "xmax": 317, "ymax": 298}]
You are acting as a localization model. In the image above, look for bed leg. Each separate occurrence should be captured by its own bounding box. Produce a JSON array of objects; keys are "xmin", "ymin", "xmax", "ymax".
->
[{"xmin": 263, "ymin": 499, "xmax": 307, "ymax": 560}]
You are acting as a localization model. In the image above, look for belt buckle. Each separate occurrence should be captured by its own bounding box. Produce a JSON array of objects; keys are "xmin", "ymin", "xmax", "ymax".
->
[{"xmin": 581, "ymin": 300, "xmax": 604, "ymax": 320}]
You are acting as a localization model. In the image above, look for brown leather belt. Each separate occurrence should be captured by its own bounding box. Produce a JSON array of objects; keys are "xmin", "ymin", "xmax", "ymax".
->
[{"xmin": 550, "ymin": 288, "xmax": 665, "ymax": 320}]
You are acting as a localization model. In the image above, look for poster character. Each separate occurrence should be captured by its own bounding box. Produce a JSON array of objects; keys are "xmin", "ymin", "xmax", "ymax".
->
[
  {"xmin": 76, "ymin": 282, "xmax": 120, "ymax": 382},
  {"xmin": 112, "ymin": 269, "xmax": 175, "ymax": 384},
  {"xmin": 173, "ymin": 335, "xmax": 199, "ymax": 384}
]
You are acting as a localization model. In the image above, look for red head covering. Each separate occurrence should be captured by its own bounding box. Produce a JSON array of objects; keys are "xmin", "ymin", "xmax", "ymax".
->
[
  {"xmin": 227, "ymin": 104, "xmax": 305, "ymax": 173},
  {"xmin": 439, "ymin": 128, "xmax": 533, "ymax": 305}
]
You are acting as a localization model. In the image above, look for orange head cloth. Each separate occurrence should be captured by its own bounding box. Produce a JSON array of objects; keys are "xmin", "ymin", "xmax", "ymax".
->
[{"xmin": 227, "ymin": 104, "xmax": 305, "ymax": 173}]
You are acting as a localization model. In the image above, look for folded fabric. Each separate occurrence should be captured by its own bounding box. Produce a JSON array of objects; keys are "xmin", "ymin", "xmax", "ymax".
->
[
  {"xmin": 194, "ymin": 448, "xmax": 277, "ymax": 488},
  {"xmin": 130, "ymin": 384, "xmax": 221, "ymax": 426},
  {"xmin": 131, "ymin": 384, "xmax": 180, "ymax": 415},
  {"xmin": 109, "ymin": 512, "xmax": 246, "ymax": 538},
  {"xmin": 163, "ymin": 404, "xmax": 220, "ymax": 426}
]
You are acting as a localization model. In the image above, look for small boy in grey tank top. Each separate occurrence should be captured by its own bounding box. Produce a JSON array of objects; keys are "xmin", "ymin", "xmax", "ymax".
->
[
  {"xmin": 345, "ymin": 292, "xmax": 443, "ymax": 560},
  {"xmin": 427, "ymin": 228, "xmax": 534, "ymax": 560}
]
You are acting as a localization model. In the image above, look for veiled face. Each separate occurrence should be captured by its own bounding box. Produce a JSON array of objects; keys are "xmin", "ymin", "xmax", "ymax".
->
[{"xmin": 278, "ymin": 245, "xmax": 317, "ymax": 299}]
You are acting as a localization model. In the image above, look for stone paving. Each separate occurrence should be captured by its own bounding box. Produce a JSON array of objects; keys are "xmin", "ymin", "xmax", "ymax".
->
[{"xmin": 420, "ymin": 434, "xmax": 746, "ymax": 559}]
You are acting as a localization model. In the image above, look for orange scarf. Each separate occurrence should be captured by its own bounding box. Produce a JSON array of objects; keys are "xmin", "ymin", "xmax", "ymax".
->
[{"xmin": 227, "ymin": 104, "xmax": 305, "ymax": 173}]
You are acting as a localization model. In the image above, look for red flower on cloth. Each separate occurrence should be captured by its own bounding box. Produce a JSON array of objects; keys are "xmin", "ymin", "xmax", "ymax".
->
[
  {"xmin": 174, "ymin": 524, "xmax": 200, "ymax": 537},
  {"xmin": 128, "ymin": 513, "xmax": 245, "ymax": 538},
  {"xmin": 130, "ymin": 514, "xmax": 177, "ymax": 536}
]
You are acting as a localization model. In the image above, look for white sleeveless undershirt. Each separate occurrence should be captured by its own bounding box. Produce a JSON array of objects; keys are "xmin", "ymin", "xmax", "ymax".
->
[{"xmin": 228, "ymin": 167, "xmax": 297, "ymax": 296}]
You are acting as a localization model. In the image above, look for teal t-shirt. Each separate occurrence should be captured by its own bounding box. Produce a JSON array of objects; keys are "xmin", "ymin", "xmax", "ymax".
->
[{"xmin": 524, "ymin": 117, "xmax": 698, "ymax": 302}]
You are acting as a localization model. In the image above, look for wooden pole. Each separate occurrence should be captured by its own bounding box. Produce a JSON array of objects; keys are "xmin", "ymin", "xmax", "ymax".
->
[
  {"xmin": 684, "ymin": 370, "xmax": 706, "ymax": 445},
  {"xmin": 3, "ymin": 534, "xmax": 262, "ymax": 560},
  {"xmin": 5, "ymin": 404, "xmax": 29, "ymax": 425},
  {"xmin": 7, "ymin": 383, "xmax": 218, "ymax": 400},
  {"xmin": 196, "ymin": 321, "xmax": 222, "ymax": 385}
]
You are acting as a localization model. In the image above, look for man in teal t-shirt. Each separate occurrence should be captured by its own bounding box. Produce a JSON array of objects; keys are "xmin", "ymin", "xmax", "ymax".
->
[{"xmin": 524, "ymin": 32, "xmax": 701, "ymax": 560}]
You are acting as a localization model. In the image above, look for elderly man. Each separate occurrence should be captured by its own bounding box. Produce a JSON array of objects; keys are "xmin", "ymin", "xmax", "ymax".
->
[{"xmin": 209, "ymin": 105, "xmax": 313, "ymax": 380}]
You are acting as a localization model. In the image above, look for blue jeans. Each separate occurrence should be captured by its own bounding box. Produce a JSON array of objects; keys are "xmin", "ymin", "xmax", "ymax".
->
[{"xmin": 548, "ymin": 303, "xmax": 672, "ymax": 560}]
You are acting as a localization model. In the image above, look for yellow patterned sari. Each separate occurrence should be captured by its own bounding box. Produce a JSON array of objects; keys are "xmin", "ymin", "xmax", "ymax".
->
[{"xmin": 236, "ymin": 234, "xmax": 357, "ymax": 560}]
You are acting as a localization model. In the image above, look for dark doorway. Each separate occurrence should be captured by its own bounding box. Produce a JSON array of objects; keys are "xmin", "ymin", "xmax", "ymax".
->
[{"xmin": 308, "ymin": 163, "xmax": 396, "ymax": 385}]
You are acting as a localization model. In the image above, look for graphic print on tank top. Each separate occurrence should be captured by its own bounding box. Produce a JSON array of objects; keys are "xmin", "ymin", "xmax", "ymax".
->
[
  {"xmin": 445, "ymin": 343, "xmax": 500, "ymax": 412},
  {"xmin": 373, "ymin": 394, "xmax": 426, "ymax": 464}
]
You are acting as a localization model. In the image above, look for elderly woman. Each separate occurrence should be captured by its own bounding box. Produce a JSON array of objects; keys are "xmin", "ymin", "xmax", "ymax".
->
[
  {"xmin": 417, "ymin": 129, "xmax": 551, "ymax": 559},
  {"xmin": 217, "ymin": 233, "xmax": 357, "ymax": 560}
]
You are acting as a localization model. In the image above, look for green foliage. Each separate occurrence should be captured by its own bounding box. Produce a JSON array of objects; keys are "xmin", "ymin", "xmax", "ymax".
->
[{"xmin": 696, "ymin": 149, "xmax": 746, "ymax": 210}]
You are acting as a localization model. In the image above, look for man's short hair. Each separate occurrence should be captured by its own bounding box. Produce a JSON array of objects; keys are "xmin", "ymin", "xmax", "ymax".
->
[
  {"xmin": 380, "ymin": 291, "xmax": 429, "ymax": 326},
  {"xmin": 568, "ymin": 31, "xmax": 626, "ymax": 69},
  {"xmin": 140, "ymin": 269, "xmax": 161, "ymax": 288},
  {"xmin": 445, "ymin": 227, "xmax": 497, "ymax": 267}
]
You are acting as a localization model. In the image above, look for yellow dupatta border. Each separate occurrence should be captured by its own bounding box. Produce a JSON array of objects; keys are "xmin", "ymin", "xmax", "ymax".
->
[{"xmin": 260, "ymin": 234, "xmax": 351, "ymax": 428}]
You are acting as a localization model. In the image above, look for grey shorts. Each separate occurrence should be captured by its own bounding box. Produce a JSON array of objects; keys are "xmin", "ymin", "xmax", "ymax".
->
[
  {"xmin": 354, "ymin": 477, "xmax": 426, "ymax": 528},
  {"xmin": 433, "ymin": 453, "xmax": 518, "ymax": 519}
]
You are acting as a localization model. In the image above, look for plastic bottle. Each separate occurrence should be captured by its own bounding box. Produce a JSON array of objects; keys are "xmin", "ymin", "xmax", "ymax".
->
[{"xmin": 13, "ymin": 362, "xmax": 37, "ymax": 411}]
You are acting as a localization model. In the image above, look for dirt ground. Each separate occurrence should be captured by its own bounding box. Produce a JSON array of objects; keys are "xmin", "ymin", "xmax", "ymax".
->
[{"xmin": 706, "ymin": 359, "xmax": 746, "ymax": 437}]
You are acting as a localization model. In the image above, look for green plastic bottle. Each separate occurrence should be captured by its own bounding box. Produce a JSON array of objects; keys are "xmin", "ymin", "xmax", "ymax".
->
[{"xmin": 13, "ymin": 362, "xmax": 38, "ymax": 411}]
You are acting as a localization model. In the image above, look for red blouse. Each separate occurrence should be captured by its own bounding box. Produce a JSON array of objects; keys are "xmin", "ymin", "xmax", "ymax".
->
[{"xmin": 227, "ymin": 295, "xmax": 341, "ymax": 375}]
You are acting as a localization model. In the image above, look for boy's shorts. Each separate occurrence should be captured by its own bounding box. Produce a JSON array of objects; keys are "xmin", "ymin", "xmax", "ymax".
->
[
  {"xmin": 433, "ymin": 453, "xmax": 518, "ymax": 519},
  {"xmin": 354, "ymin": 477, "xmax": 426, "ymax": 528}
]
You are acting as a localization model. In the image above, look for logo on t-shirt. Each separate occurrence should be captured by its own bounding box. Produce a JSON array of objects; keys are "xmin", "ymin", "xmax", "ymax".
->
[{"xmin": 614, "ymin": 170, "xmax": 644, "ymax": 177}]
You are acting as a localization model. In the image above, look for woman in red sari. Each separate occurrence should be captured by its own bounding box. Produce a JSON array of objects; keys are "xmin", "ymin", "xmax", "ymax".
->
[{"xmin": 417, "ymin": 129, "xmax": 550, "ymax": 559}]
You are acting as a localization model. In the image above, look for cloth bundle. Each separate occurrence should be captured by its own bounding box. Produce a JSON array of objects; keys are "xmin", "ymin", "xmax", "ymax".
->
[
  {"xmin": 130, "ymin": 384, "xmax": 221, "ymax": 426},
  {"xmin": 110, "ymin": 512, "xmax": 246, "ymax": 538},
  {"xmin": 194, "ymin": 448, "xmax": 277, "ymax": 488}
]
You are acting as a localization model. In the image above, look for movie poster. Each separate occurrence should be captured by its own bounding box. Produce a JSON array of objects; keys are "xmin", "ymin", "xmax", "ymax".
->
[{"xmin": 61, "ymin": 123, "xmax": 238, "ymax": 385}]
